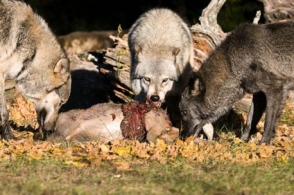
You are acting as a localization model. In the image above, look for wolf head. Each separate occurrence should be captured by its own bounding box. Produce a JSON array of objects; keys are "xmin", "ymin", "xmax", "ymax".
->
[
  {"xmin": 16, "ymin": 58, "xmax": 71, "ymax": 132},
  {"xmin": 179, "ymin": 74, "xmax": 206, "ymax": 137},
  {"xmin": 36, "ymin": 58, "xmax": 71, "ymax": 132},
  {"xmin": 14, "ymin": 8, "xmax": 72, "ymax": 133},
  {"xmin": 130, "ymin": 45, "xmax": 180, "ymax": 106}
]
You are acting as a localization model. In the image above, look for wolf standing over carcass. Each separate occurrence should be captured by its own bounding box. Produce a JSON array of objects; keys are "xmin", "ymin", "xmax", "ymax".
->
[
  {"xmin": 128, "ymin": 8, "xmax": 194, "ymax": 127},
  {"xmin": 180, "ymin": 22, "xmax": 294, "ymax": 144},
  {"xmin": 0, "ymin": 0, "xmax": 71, "ymax": 139}
]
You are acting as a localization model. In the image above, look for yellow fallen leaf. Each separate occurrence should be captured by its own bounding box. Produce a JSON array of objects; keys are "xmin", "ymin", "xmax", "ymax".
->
[
  {"xmin": 99, "ymin": 144, "xmax": 110, "ymax": 153},
  {"xmin": 156, "ymin": 139, "xmax": 166, "ymax": 151},
  {"xmin": 136, "ymin": 149, "xmax": 150, "ymax": 159},
  {"xmin": 185, "ymin": 136, "xmax": 196, "ymax": 143},
  {"xmin": 114, "ymin": 146, "xmax": 131, "ymax": 156},
  {"xmin": 176, "ymin": 139, "xmax": 185, "ymax": 146}
]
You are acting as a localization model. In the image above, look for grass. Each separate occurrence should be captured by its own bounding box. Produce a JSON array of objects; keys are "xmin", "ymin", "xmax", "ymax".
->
[
  {"xmin": 0, "ymin": 156, "xmax": 294, "ymax": 195},
  {"xmin": 280, "ymin": 103, "xmax": 294, "ymax": 126}
]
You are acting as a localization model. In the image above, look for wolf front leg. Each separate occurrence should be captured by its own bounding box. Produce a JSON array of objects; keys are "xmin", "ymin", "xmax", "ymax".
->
[
  {"xmin": 260, "ymin": 89, "xmax": 287, "ymax": 144},
  {"xmin": 0, "ymin": 76, "xmax": 14, "ymax": 139},
  {"xmin": 241, "ymin": 92, "xmax": 266, "ymax": 141}
]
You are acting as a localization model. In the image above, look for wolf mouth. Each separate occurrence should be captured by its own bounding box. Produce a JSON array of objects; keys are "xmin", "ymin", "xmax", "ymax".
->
[
  {"xmin": 183, "ymin": 120, "xmax": 202, "ymax": 138},
  {"xmin": 152, "ymin": 101, "xmax": 162, "ymax": 107},
  {"xmin": 147, "ymin": 99, "xmax": 162, "ymax": 107}
]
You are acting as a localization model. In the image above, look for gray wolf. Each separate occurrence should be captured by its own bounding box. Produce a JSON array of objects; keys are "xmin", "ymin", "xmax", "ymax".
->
[
  {"xmin": 58, "ymin": 30, "xmax": 128, "ymax": 54},
  {"xmin": 0, "ymin": 0, "xmax": 71, "ymax": 139},
  {"xmin": 180, "ymin": 21, "xmax": 294, "ymax": 144},
  {"xmin": 128, "ymin": 8, "xmax": 194, "ymax": 107}
]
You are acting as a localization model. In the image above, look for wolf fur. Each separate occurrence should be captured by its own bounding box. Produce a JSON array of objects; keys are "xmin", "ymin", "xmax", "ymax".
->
[
  {"xmin": 0, "ymin": 0, "xmax": 71, "ymax": 139},
  {"xmin": 128, "ymin": 8, "xmax": 194, "ymax": 107},
  {"xmin": 58, "ymin": 30, "xmax": 128, "ymax": 54},
  {"xmin": 180, "ymin": 21, "xmax": 294, "ymax": 144}
]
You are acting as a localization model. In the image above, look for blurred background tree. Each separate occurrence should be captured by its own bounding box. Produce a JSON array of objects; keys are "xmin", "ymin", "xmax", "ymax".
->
[{"xmin": 24, "ymin": 0, "xmax": 264, "ymax": 35}]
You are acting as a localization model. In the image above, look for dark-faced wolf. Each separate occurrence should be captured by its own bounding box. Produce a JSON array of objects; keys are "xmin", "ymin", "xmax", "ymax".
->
[
  {"xmin": 180, "ymin": 21, "xmax": 294, "ymax": 144},
  {"xmin": 0, "ymin": 0, "xmax": 71, "ymax": 139}
]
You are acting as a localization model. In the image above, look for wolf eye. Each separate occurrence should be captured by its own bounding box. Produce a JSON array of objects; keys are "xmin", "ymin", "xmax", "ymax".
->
[
  {"xmin": 162, "ymin": 78, "xmax": 169, "ymax": 83},
  {"xmin": 143, "ymin": 77, "xmax": 150, "ymax": 82}
]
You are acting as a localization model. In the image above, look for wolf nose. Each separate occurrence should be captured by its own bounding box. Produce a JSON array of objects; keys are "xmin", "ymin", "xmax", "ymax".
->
[{"xmin": 150, "ymin": 95, "xmax": 160, "ymax": 102}]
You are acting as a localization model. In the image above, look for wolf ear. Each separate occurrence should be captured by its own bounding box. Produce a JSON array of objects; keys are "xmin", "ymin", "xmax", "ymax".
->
[
  {"xmin": 190, "ymin": 78, "xmax": 204, "ymax": 97},
  {"xmin": 54, "ymin": 58, "xmax": 70, "ymax": 82},
  {"xmin": 134, "ymin": 45, "xmax": 142, "ymax": 54},
  {"xmin": 172, "ymin": 47, "xmax": 180, "ymax": 56}
]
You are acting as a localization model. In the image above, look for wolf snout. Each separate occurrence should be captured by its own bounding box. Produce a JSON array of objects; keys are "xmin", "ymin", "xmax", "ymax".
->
[
  {"xmin": 37, "ymin": 109, "xmax": 46, "ymax": 128},
  {"xmin": 37, "ymin": 109, "xmax": 57, "ymax": 131},
  {"xmin": 149, "ymin": 95, "xmax": 163, "ymax": 107},
  {"xmin": 150, "ymin": 95, "xmax": 160, "ymax": 102}
]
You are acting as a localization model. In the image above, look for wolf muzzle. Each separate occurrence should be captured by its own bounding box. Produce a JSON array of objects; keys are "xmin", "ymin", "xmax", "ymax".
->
[
  {"xmin": 37, "ymin": 108, "xmax": 46, "ymax": 128},
  {"xmin": 37, "ymin": 108, "xmax": 56, "ymax": 131}
]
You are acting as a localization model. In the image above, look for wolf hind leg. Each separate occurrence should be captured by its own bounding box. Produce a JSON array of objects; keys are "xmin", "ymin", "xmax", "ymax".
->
[
  {"xmin": 241, "ymin": 92, "xmax": 266, "ymax": 142},
  {"xmin": 260, "ymin": 90, "xmax": 287, "ymax": 144},
  {"xmin": 0, "ymin": 77, "xmax": 14, "ymax": 139}
]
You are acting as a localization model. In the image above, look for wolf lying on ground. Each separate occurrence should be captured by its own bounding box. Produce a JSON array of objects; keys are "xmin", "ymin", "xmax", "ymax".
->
[
  {"xmin": 0, "ymin": 0, "xmax": 71, "ymax": 139},
  {"xmin": 180, "ymin": 21, "xmax": 294, "ymax": 144}
]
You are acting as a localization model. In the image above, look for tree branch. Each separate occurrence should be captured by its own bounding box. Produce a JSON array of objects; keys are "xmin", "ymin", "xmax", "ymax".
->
[
  {"xmin": 190, "ymin": 0, "xmax": 227, "ymax": 70},
  {"xmin": 258, "ymin": 0, "xmax": 294, "ymax": 23}
]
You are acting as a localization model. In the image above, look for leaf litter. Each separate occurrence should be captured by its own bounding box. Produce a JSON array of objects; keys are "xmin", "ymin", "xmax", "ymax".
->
[{"xmin": 3, "ymin": 92, "xmax": 294, "ymax": 168}]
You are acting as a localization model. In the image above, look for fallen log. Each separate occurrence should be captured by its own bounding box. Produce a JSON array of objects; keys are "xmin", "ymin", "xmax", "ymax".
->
[{"xmin": 258, "ymin": 0, "xmax": 294, "ymax": 23}]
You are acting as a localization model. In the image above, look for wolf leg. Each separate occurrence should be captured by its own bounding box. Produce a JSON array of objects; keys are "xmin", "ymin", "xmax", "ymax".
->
[
  {"xmin": 241, "ymin": 92, "xmax": 266, "ymax": 141},
  {"xmin": 0, "ymin": 77, "xmax": 14, "ymax": 139},
  {"xmin": 260, "ymin": 90, "xmax": 286, "ymax": 144}
]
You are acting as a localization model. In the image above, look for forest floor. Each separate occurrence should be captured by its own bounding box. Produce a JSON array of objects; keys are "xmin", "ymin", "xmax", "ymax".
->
[{"xmin": 1, "ymin": 87, "xmax": 294, "ymax": 194}]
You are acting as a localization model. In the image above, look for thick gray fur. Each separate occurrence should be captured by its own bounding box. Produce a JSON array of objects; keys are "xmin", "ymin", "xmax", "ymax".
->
[
  {"xmin": 0, "ymin": 0, "xmax": 71, "ymax": 139},
  {"xmin": 180, "ymin": 22, "xmax": 294, "ymax": 144}
]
